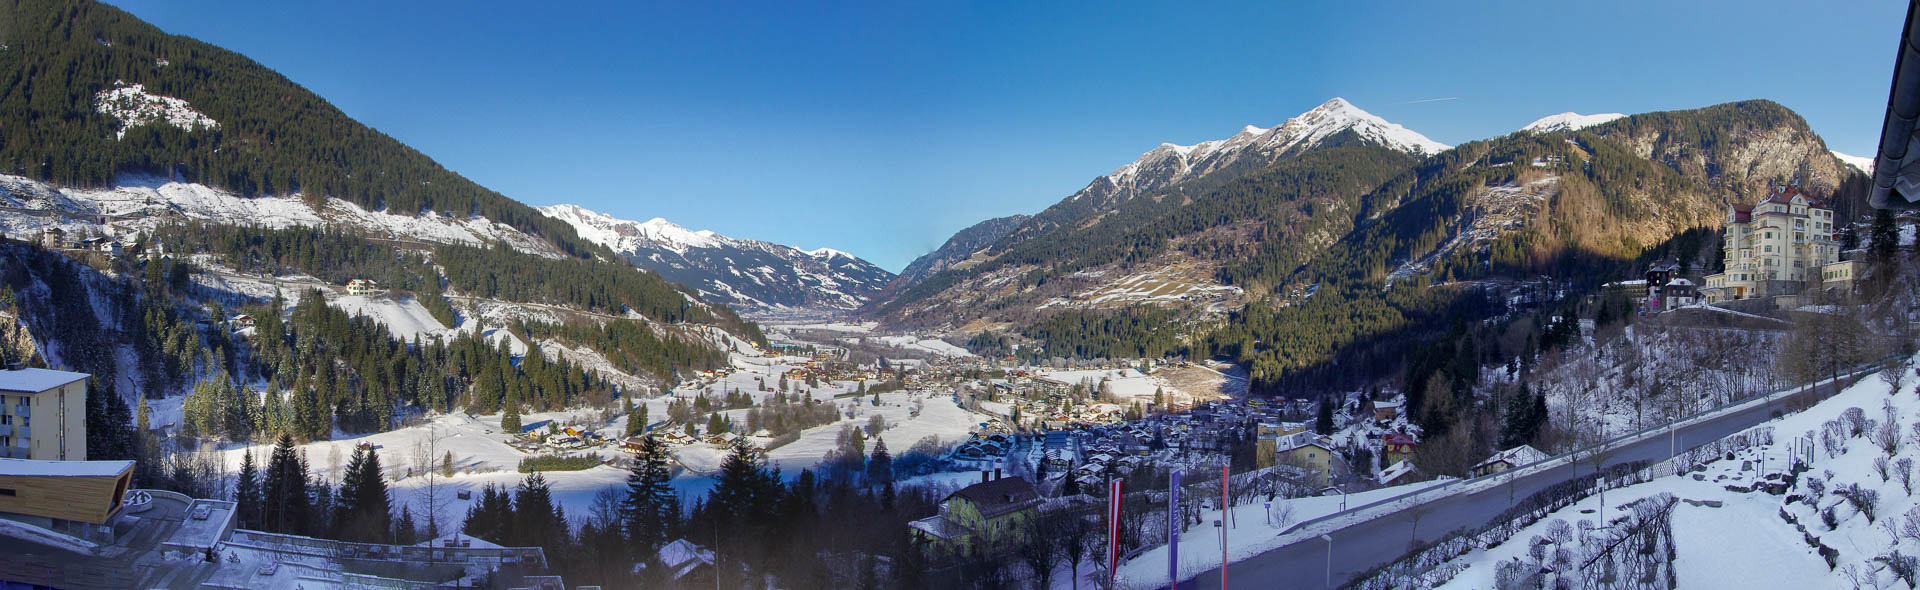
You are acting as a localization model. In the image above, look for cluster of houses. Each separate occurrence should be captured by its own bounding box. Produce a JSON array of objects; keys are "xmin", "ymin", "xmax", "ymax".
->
[
  {"xmin": 40, "ymin": 228, "xmax": 129, "ymax": 258},
  {"xmin": 949, "ymin": 432, "xmax": 1016, "ymax": 468},
  {"xmin": 621, "ymin": 429, "xmax": 752, "ymax": 452}
]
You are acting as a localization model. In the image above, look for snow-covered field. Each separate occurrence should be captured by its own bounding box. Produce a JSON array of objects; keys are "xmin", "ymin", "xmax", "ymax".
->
[
  {"xmin": 200, "ymin": 351, "xmax": 996, "ymax": 535},
  {"xmin": 865, "ymin": 335, "xmax": 974, "ymax": 357},
  {"xmin": 330, "ymin": 295, "xmax": 451, "ymax": 341}
]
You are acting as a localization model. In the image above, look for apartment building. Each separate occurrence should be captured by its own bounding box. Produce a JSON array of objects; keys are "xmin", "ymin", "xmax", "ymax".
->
[
  {"xmin": 1702, "ymin": 186, "xmax": 1847, "ymax": 302},
  {"xmin": 0, "ymin": 367, "xmax": 89, "ymax": 460}
]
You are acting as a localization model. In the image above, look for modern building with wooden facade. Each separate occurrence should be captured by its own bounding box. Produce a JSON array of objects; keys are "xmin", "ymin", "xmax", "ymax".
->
[{"xmin": 0, "ymin": 458, "xmax": 134, "ymax": 525}]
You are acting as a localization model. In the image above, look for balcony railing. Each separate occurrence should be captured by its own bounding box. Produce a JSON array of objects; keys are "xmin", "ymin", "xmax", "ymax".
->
[{"xmin": 13, "ymin": 404, "xmax": 27, "ymax": 418}]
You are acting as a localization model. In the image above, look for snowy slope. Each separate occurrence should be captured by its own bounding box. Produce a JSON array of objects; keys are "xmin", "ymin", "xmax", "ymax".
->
[
  {"xmin": 93, "ymin": 82, "xmax": 219, "ymax": 140},
  {"xmin": 1834, "ymin": 150, "xmax": 1875, "ymax": 174},
  {"xmin": 1521, "ymin": 111, "xmax": 1627, "ymax": 133},
  {"xmin": 0, "ymin": 174, "xmax": 566, "ymax": 258},
  {"xmin": 1431, "ymin": 353, "xmax": 1920, "ymax": 590},
  {"xmin": 538, "ymin": 204, "xmax": 894, "ymax": 314}
]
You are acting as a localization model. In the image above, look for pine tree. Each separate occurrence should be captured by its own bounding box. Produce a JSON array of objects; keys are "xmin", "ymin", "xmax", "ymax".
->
[
  {"xmin": 501, "ymin": 395, "xmax": 522, "ymax": 434},
  {"xmin": 235, "ymin": 450, "xmax": 261, "ymax": 529},
  {"xmin": 463, "ymin": 483, "xmax": 514, "ymax": 544},
  {"xmin": 623, "ymin": 434, "xmax": 677, "ymax": 556},
  {"xmin": 442, "ymin": 451, "xmax": 456, "ymax": 478},
  {"xmin": 1315, "ymin": 395, "xmax": 1335, "ymax": 435},
  {"xmin": 513, "ymin": 472, "xmax": 565, "ymax": 550},
  {"xmin": 263, "ymin": 434, "xmax": 312, "ymax": 535},
  {"xmin": 335, "ymin": 444, "xmax": 393, "ymax": 543},
  {"xmin": 396, "ymin": 505, "xmax": 419, "ymax": 545},
  {"xmin": 866, "ymin": 438, "xmax": 893, "ymax": 486},
  {"xmin": 1871, "ymin": 209, "xmax": 1900, "ymax": 263},
  {"xmin": 624, "ymin": 397, "xmax": 644, "ymax": 437}
]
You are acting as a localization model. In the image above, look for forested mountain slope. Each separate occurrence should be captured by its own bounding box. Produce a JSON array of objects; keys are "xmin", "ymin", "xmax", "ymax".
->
[
  {"xmin": 878, "ymin": 213, "xmax": 1029, "ymax": 301},
  {"xmin": 0, "ymin": 0, "xmax": 772, "ymax": 445},
  {"xmin": 877, "ymin": 98, "xmax": 1866, "ymax": 398},
  {"xmin": 1211, "ymin": 100, "xmax": 1866, "ymax": 394},
  {"xmin": 873, "ymin": 99, "xmax": 1442, "ymax": 329},
  {"xmin": 0, "ymin": 0, "xmax": 603, "ymax": 257}
]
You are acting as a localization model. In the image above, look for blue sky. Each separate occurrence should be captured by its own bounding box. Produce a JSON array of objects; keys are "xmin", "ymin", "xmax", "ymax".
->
[{"xmin": 114, "ymin": 1, "xmax": 1902, "ymax": 272}]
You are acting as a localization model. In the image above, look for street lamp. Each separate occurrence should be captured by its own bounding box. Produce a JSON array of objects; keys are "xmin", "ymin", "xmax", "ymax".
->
[{"xmin": 1321, "ymin": 534, "xmax": 1334, "ymax": 589}]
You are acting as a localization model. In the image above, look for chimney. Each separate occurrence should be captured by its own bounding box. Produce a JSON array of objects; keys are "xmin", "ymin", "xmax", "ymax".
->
[
  {"xmin": 994, "ymin": 468, "xmax": 1002, "ymax": 481},
  {"xmin": 981, "ymin": 471, "xmax": 990, "ymax": 484}
]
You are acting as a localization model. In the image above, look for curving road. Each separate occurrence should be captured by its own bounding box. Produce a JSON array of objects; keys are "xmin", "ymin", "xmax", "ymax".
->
[{"xmin": 1179, "ymin": 372, "xmax": 1868, "ymax": 590}]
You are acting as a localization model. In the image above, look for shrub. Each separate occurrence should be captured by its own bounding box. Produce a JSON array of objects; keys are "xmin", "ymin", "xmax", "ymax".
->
[{"xmin": 517, "ymin": 453, "xmax": 604, "ymax": 473}]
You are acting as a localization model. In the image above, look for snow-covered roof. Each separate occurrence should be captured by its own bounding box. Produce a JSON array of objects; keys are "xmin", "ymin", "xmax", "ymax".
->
[
  {"xmin": 654, "ymin": 539, "xmax": 715, "ymax": 579},
  {"xmin": 0, "ymin": 458, "xmax": 133, "ymax": 477},
  {"xmin": 1377, "ymin": 460, "xmax": 1419, "ymax": 485},
  {"xmin": 1475, "ymin": 444, "xmax": 1550, "ymax": 470},
  {"xmin": 414, "ymin": 532, "xmax": 506, "ymax": 549},
  {"xmin": 0, "ymin": 368, "xmax": 88, "ymax": 393}
]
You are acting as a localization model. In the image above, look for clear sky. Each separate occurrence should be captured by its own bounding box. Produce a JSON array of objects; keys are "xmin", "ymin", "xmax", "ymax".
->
[{"xmin": 111, "ymin": 0, "xmax": 1902, "ymax": 272}]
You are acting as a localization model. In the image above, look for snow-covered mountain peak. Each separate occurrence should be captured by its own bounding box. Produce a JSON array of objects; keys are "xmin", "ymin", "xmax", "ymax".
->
[
  {"xmin": 1833, "ymin": 150, "xmax": 1875, "ymax": 174},
  {"xmin": 1522, "ymin": 112, "xmax": 1628, "ymax": 134},
  {"xmin": 1092, "ymin": 98, "xmax": 1448, "ymax": 201},
  {"xmin": 809, "ymin": 247, "xmax": 853, "ymax": 260},
  {"xmin": 537, "ymin": 204, "xmax": 893, "ymax": 313},
  {"xmin": 1262, "ymin": 96, "xmax": 1450, "ymax": 156}
]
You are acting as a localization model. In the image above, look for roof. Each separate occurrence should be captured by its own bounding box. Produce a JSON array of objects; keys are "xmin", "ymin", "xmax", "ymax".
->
[
  {"xmin": 909, "ymin": 515, "xmax": 967, "ymax": 541},
  {"xmin": 656, "ymin": 539, "xmax": 715, "ymax": 579},
  {"xmin": 946, "ymin": 477, "xmax": 1040, "ymax": 519},
  {"xmin": 415, "ymin": 533, "xmax": 508, "ymax": 549},
  {"xmin": 1874, "ymin": 0, "xmax": 1920, "ymax": 209},
  {"xmin": 0, "ymin": 458, "xmax": 133, "ymax": 478},
  {"xmin": 0, "ymin": 368, "xmax": 89, "ymax": 393},
  {"xmin": 1382, "ymin": 433, "xmax": 1417, "ymax": 446},
  {"xmin": 1377, "ymin": 460, "xmax": 1419, "ymax": 485},
  {"xmin": 1474, "ymin": 444, "xmax": 1550, "ymax": 470}
]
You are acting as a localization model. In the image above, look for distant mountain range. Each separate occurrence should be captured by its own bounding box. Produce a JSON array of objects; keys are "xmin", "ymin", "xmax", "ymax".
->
[
  {"xmin": 538, "ymin": 204, "xmax": 893, "ymax": 314},
  {"xmin": 868, "ymin": 96, "xmax": 1866, "ymax": 347}
]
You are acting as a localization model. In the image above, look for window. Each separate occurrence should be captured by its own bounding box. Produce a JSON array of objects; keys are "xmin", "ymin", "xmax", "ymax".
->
[{"xmin": 0, "ymin": 488, "xmax": 14, "ymax": 496}]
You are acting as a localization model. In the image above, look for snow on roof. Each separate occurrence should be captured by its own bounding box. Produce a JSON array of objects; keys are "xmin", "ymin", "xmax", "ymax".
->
[
  {"xmin": 415, "ymin": 532, "xmax": 506, "ymax": 549},
  {"xmin": 1377, "ymin": 460, "xmax": 1418, "ymax": 485},
  {"xmin": 0, "ymin": 368, "xmax": 89, "ymax": 393},
  {"xmin": 1475, "ymin": 444, "xmax": 1550, "ymax": 469},
  {"xmin": 0, "ymin": 458, "xmax": 133, "ymax": 478}
]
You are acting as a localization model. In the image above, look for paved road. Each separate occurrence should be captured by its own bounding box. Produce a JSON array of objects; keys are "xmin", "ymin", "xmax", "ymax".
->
[{"xmin": 1180, "ymin": 378, "xmax": 1851, "ymax": 590}]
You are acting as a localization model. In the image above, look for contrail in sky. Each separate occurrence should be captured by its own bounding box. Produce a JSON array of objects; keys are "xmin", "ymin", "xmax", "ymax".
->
[{"xmin": 1399, "ymin": 97, "xmax": 1459, "ymax": 104}]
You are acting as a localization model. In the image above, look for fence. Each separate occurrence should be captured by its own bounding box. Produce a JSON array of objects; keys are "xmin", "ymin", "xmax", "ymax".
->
[{"xmin": 1273, "ymin": 357, "xmax": 1894, "ymax": 543}]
